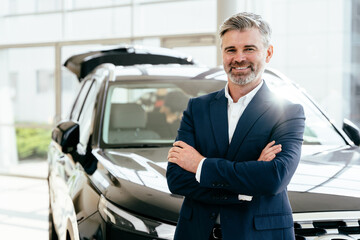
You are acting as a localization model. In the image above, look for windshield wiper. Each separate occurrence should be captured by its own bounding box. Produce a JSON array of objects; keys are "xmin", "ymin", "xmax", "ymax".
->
[{"xmin": 110, "ymin": 143, "xmax": 172, "ymax": 148}]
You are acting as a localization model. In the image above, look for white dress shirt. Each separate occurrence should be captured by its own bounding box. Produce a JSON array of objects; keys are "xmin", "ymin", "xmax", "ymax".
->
[{"xmin": 195, "ymin": 80, "xmax": 264, "ymax": 202}]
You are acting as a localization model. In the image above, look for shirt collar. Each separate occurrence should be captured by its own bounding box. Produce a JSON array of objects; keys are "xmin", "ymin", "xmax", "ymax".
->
[{"xmin": 225, "ymin": 80, "xmax": 264, "ymax": 105}]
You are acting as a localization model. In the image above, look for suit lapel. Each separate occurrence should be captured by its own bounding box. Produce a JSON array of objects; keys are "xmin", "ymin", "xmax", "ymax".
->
[
  {"xmin": 226, "ymin": 83, "xmax": 273, "ymax": 161},
  {"xmin": 210, "ymin": 89, "xmax": 229, "ymax": 157}
]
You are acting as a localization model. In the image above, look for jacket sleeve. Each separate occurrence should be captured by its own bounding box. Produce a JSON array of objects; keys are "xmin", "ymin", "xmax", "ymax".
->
[
  {"xmin": 166, "ymin": 98, "xmax": 244, "ymax": 205},
  {"xmin": 199, "ymin": 104, "xmax": 305, "ymax": 196}
]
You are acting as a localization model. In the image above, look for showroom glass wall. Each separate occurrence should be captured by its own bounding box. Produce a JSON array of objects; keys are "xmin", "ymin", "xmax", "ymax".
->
[
  {"xmin": 0, "ymin": 0, "xmax": 357, "ymax": 173},
  {"xmin": 0, "ymin": 0, "xmax": 217, "ymax": 172}
]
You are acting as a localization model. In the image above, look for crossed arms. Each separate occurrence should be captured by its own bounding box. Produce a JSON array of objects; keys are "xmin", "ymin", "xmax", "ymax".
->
[{"xmin": 166, "ymin": 99, "xmax": 305, "ymax": 205}]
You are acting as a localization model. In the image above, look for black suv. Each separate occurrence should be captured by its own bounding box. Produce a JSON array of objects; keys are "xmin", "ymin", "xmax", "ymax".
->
[{"xmin": 48, "ymin": 46, "xmax": 360, "ymax": 240}]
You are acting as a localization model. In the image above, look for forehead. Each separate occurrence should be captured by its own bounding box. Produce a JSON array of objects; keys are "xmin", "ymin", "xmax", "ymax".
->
[{"xmin": 221, "ymin": 28, "xmax": 264, "ymax": 48}]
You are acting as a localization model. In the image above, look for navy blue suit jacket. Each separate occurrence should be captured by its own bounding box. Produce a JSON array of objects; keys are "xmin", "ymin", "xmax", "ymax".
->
[{"xmin": 166, "ymin": 82, "xmax": 305, "ymax": 240}]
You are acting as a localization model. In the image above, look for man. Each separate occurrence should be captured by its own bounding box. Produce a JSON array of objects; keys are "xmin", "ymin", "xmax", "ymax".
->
[{"xmin": 166, "ymin": 12, "xmax": 305, "ymax": 240}]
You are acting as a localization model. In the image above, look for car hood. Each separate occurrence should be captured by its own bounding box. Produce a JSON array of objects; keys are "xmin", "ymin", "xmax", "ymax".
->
[
  {"xmin": 288, "ymin": 145, "xmax": 360, "ymax": 212},
  {"xmin": 91, "ymin": 147, "xmax": 182, "ymax": 223},
  {"xmin": 90, "ymin": 145, "xmax": 360, "ymax": 222}
]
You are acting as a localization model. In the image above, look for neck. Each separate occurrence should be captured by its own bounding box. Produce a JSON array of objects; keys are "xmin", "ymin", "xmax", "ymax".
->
[{"xmin": 228, "ymin": 79, "xmax": 261, "ymax": 103}]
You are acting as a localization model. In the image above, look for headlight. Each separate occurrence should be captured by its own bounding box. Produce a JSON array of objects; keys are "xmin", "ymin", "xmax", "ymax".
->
[{"xmin": 98, "ymin": 195, "xmax": 176, "ymax": 239}]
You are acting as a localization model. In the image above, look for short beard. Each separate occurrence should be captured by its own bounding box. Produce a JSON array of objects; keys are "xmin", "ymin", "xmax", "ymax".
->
[{"xmin": 228, "ymin": 70, "xmax": 256, "ymax": 86}]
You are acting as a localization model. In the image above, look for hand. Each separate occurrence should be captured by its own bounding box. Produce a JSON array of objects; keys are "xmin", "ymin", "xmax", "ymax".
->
[
  {"xmin": 258, "ymin": 140, "xmax": 281, "ymax": 161},
  {"xmin": 167, "ymin": 141, "xmax": 204, "ymax": 173}
]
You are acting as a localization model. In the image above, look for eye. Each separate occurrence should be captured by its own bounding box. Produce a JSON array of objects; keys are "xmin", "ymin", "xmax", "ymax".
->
[
  {"xmin": 226, "ymin": 49, "xmax": 236, "ymax": 53},
  {"xmin": 245, "ymin": 48, "xmax": 255, "ymax": 52}
]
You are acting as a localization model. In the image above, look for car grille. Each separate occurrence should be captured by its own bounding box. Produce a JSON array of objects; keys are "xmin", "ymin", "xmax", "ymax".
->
[{"xmin": 294, "ymin": 219, "xmax": 360, "ymax": 240}]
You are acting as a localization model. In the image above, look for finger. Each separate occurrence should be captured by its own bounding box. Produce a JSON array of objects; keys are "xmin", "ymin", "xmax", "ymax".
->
[
  {"xmin": 264, "ymin": 140, "xmax": 276, "ymax": 150},
  {"xmin": 168, "ymin": 157, "xmax": 178, "ymax": 163},
  {"xmin": 173, "ymin": 141, "xmax": 187, "ymax": 149},
  {"xmin": 261, "ymin": 141, "xmax": 275, "ymax": 153},
  {"xmin": 267, "ymin": 144, "xmax": 281, "ymax": 153},
  {"xmin": 263, "ymin": 144, "xmax": 281, "ymax": 154},
  {"xmin": 264, "ymin": 145, "xmax": 282, "ymax": 160},
  {"xmin": 168, "ymin": 151, "xmax": 179, "ymax": 159},
  {"xmin": 263, "ymin": 153, "xmax": 276, "ymax": 161},
  {"xmin": 262, "ymin": 148, "xmax": 281, "ymax": 159},
  {"xmin": 169, "ymin": 147, "xmax": 181, "ymax": 154}
]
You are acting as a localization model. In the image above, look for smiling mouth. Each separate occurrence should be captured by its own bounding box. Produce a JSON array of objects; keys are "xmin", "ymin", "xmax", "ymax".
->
[{"xmin": 231, "ymin": 66, "xmax": 251, "ymax": 72}]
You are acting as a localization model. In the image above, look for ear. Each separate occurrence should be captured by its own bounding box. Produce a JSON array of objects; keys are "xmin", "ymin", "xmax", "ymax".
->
[{"xmin": 265, "ymin": 45, "xmax": 273, "ymax": 63}]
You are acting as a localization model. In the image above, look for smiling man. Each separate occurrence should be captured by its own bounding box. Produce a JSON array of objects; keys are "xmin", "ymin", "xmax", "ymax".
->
[{"xmin": 166, "ymin": 12, "xmax": 305, "ymax": 240}]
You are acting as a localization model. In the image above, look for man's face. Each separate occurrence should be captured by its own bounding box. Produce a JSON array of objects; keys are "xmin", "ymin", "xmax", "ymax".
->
[{"xmin": 221, "ymin": 28, "xmax": 273, "ymax": 86}]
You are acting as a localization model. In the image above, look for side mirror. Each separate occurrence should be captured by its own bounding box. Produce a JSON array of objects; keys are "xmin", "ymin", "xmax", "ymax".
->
[
  {"xmin": 52, "ymin": 121, "xmax": 80, "ymax": 153},
  {"xmin": 342, "ymin": 118, "xmax": 360, "ymax": 146}
]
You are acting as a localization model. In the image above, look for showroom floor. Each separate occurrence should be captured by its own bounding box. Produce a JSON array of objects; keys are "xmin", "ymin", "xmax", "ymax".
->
[{"xmin": 0, "ymin": 160, "xmax": 49, "ymax": 239}]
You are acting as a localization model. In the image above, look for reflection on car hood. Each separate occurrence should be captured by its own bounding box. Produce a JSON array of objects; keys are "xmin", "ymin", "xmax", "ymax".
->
[
  {"xmin": 289, "ymin": 145, "xmax": 360, "ymax": 212},
  {"xmin": 91, "ymin": 145, "xmax": 360, "ymax": 222},
  {"xmin": 91, "ymin": 147, "xmax": 182, "ymax": 223}
]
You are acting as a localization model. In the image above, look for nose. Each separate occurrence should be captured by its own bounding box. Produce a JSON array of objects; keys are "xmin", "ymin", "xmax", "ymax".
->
[{"xmin": 233, "ymin": 51, "xmax": 246, "ymax": 63}]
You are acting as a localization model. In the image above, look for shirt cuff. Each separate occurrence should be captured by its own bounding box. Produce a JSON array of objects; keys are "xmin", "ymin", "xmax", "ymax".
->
[
  {"xmin": 238, "ymin": 194, "xmax": 253, "ymax": 201},
  {"xmin": 195, "ymin": 158, "xmax": 206, "ymax": 182}
]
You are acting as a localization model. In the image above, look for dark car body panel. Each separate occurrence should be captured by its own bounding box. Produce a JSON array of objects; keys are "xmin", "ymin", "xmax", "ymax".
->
[{"xmin": 94, "ymin": 145, "xmax": 360, "ymax": 216}]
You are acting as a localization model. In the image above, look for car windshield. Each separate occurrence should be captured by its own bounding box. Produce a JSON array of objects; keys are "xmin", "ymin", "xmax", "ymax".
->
[
  {"xmin": 102, "ymin": 79, "xmax": 225, "ymax": 147},
  {"xmin": 263, "ymin": 72, "xmax": 346, "ymax": 147},
  {"xmin": 212, "ymin": 70, "xmax": 347, "ymax": 147},
  {"xmin": 102, "ymin": 74, "xmax": 347, "ymax": 148}
]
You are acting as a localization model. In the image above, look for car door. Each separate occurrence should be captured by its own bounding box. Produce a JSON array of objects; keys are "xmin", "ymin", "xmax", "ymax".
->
[{"xmin": 49, "ymin": 77, "xmax": 101, "ymax": 240}]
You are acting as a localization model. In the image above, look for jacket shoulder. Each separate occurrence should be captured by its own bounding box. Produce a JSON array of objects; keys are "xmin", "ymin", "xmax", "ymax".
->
[{"xmin": 191, "ymin": 89, "xmax": 224, "ymax": 103}]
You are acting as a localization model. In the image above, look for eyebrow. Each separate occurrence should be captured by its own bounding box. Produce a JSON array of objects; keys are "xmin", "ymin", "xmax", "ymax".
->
[
  {"xmin": 244, "ymin": 45, "xmax": 258, "ymax": 49},
  {"xmin": 224, "ymin": 46, "xmax": 236, "ymax": 51},
  {"xmin": 224, "ymin": 45, "xmax": 259, "ymax": 51}
]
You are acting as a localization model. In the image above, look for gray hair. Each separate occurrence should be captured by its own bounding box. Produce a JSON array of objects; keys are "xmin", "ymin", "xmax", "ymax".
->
[{"xmin": 219, "ymin": 12, "xmax": 272, "ymax": 47}]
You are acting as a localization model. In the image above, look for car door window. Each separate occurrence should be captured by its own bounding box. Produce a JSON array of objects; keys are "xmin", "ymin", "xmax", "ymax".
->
[
  {"xmin": 77, "ymin": 80, "xmax": 98, "ymax": 149},
  {"xmin": 70, "ymin": 80, "xmax": 94, "ymax": 121}
]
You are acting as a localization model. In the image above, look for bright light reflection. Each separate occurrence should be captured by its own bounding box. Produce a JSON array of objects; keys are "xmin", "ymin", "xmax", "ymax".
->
[
  {"xmin": 146, "ymin": 65, "xmax": 208, "ymax": 77},
  {"xmin": 288, "ymin": 184, "xmax": 313, "ymax": 192},
  {"xmin": 325, "ymin": 178, "xmax": 360, "ymax": 190},
  {"xmin": 309, "ymin": 187, "xmax": 360, "ymax": 198},
  {"xmin": 294, "ymin": 163, "xmax": 342, "ymax": 178},
  {"xmin": 108, "ymin": 151, "xmax": 171, "ymax": 193},
  {"xmin": 92, "ymin": 171, "xmax": 110, "ymax": 189},
  {"xmin": 114, "ymin": 67, "xmax": 142, "ymax": 76},
  {"xmin": 336, "ymin": 167, "xmax": 360, "ymax": 181},
  {"xmin": 155, "ymin": 223, "xmax": 176, "ymax": 239},
  {"xmin": 290, "ymin": 174, "xmax": 328, "ymax": 186}
]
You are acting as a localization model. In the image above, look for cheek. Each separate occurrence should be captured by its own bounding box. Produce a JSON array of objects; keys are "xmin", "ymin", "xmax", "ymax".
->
[
  {"xmin": 252, "ymin": 54, "xmax": 267, "ymax": 66},
  {"xmin": 222, "ymin": 56, "xmax": 230, "ymax": 64},
  {"xmin": 222, "ymin": 53, "xmax": 233, "ymax": 63}
]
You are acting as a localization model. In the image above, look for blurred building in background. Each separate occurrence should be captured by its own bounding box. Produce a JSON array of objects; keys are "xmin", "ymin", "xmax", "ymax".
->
[{"xmin": 0, "ymin": 0, "xmax": 358, "ymax": 169}]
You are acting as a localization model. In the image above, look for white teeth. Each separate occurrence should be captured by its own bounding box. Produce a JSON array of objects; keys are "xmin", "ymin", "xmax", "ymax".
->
[{"xmin": 235, "ymin": 67, "xmax": 248, "ymax": 70}]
